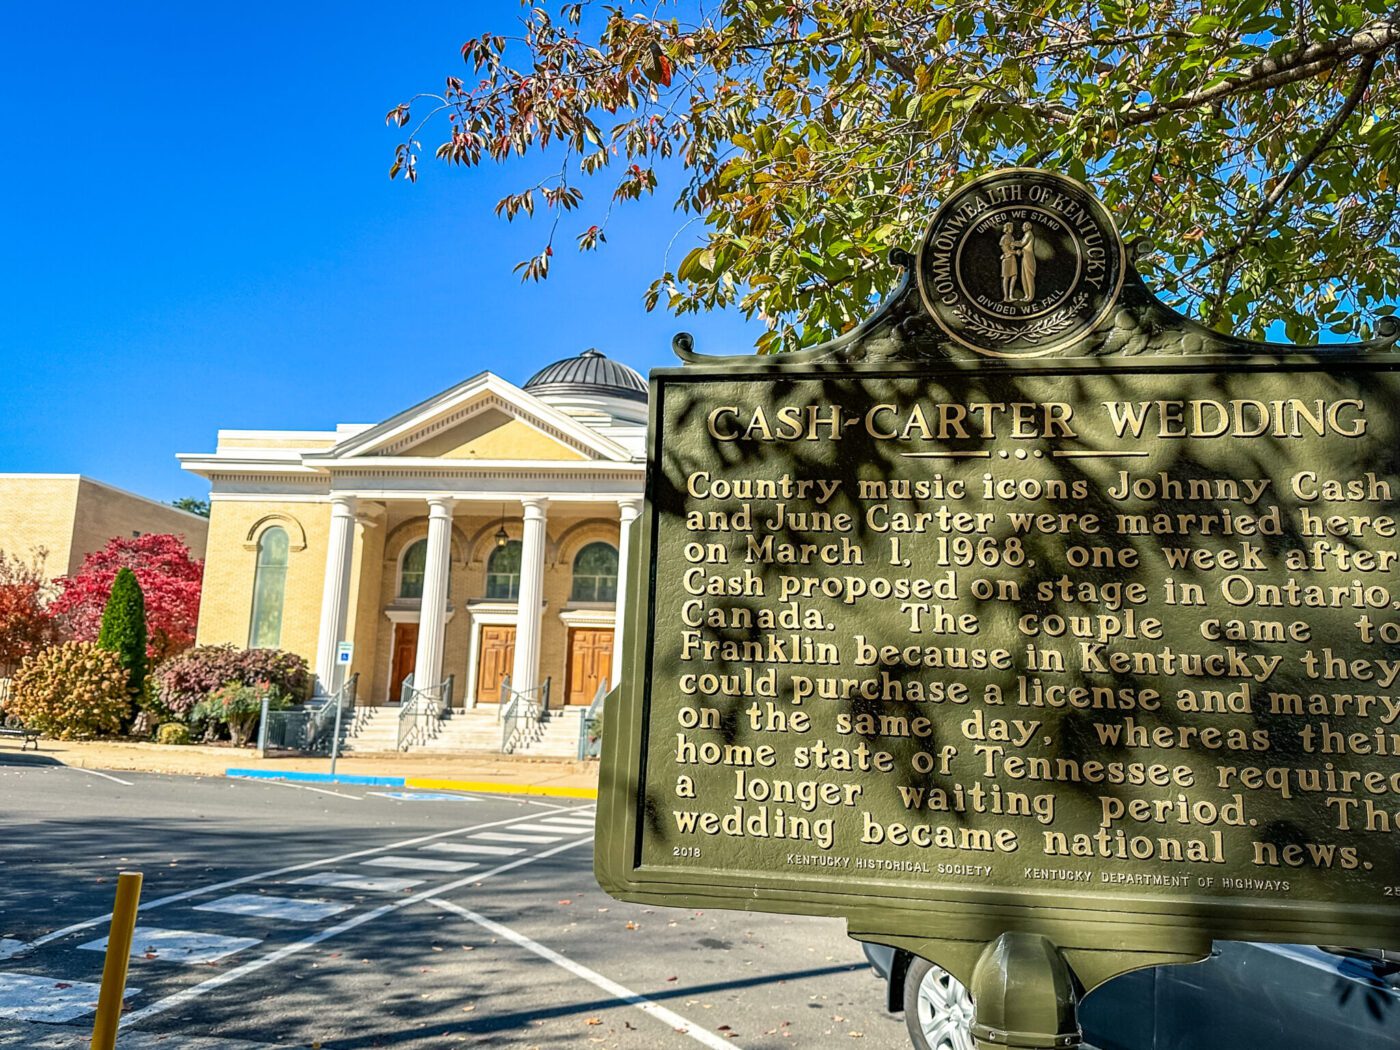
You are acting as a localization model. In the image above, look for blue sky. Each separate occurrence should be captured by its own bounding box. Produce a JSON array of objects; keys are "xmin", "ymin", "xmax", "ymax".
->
[{"xmin": 0, "ymin": 1, "xmax": 760, "ymax": 503}]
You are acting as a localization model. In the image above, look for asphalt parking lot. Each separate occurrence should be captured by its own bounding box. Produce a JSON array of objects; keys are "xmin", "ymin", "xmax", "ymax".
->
[{"xmin": 0, "ymin": 753, "xmax": 908, "ymax": 1048}]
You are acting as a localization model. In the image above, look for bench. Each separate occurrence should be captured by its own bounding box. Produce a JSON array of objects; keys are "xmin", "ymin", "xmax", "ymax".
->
[{"xmin": 0, "ymin": 726, "xmax": 40, "ymax": 751}]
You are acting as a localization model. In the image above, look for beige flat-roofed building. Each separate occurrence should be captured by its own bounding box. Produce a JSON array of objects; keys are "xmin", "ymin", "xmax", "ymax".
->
[
  {"xmin": 180, "ymin": 350, "xmax": 647, "ymax": 738},
  {"xmin": 0, "ymin": 474, "xmax": 209, "ymax": 579}
]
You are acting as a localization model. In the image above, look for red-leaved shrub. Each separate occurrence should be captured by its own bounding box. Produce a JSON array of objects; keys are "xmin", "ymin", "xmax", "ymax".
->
[{"xmin": 154, "ymin": 645, "xmax": 311, "ymax": 716}]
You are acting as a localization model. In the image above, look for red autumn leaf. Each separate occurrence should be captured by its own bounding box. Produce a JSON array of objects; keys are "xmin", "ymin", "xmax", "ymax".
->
[{"xmin": 50, "ymin": 534, "xmax": 203, "ymax": 663}]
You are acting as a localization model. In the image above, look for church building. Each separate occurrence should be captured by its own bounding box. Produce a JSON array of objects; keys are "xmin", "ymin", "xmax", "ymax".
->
[{"xmin": 180, "ymin": 350, "xmax": 646, "ymax": 722}]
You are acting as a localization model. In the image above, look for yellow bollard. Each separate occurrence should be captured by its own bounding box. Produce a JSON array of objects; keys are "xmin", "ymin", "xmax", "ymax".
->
[{"xmin": 90, "ymin": 871, "xmax": 143, "ymax": 1050}]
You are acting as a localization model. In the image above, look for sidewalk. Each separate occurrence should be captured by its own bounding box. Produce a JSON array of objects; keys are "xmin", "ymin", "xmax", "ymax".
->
[{"xmin": 4, "ymin": 738, "xmax": 599, "ymax": 795}]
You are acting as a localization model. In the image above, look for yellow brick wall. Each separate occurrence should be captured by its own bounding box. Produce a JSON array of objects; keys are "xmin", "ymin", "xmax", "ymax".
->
[
  {"xmin": 196, "ymin": 500, "xmax": 330, "ymax": 669},
  {"xmin": 71, "ymin": 479, "xmax": 209, "ymax": 567},
  {"xmin": 0, "ymin": 476, "xmax": 80, "ymax": 580},
  {"xmin": 346, "ymin": 515, "xmax": 385, "ymax": 695},
  {"xmin": 360, "ymin": 512, "xmax": 619, "ymax": 705},
  {"xmin": 0, "ymin": 476, "xmax": 209, "ymax": 580},
  {"xmin": 539, "ymin": 517, "xmax": 621, "ymax": 705},
  {"xmin": 373, "ymin": 515, "xmax": 482, "ymax": 704}
]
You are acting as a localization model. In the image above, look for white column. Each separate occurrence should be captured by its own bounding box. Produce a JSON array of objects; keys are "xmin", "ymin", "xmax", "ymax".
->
[
  {"xmin": 314, "ymin": 495, "xmax": 358, "ymax": 694},
  {"xmin": 611, "ymin": 498, "xmax": 643, "ymax": 689},
  {"xmin": 509, "ymin": 497, "xmax": 549, "ymax": 699},
  {"xmin": 411, "ymin": 497, "xmax": 454, "ymax": 699}
]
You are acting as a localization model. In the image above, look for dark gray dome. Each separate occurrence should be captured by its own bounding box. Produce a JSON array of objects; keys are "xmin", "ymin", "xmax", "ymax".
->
[{"xmin": 523, "ymin": 348, "xmax": 646, "ymax": 402}]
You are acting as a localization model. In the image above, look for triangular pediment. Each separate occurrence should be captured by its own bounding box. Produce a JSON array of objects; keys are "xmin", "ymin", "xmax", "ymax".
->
[
  {"xmin": 400, "ymin": 405, "xmax": 587, "ymax": 461},
  {"xmin": 313, "ymin": 373, "xmax": 631, "ymax": 463}
]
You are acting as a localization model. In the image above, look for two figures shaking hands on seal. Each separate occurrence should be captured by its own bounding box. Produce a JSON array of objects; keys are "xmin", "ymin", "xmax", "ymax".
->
[{"xmin": 1000, "ymin": 222, "xmax": 1038, "ymax": 302}]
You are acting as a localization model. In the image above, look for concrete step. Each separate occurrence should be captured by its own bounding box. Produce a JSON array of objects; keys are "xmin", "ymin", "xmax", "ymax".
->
[
  {"xmin": 339, "ymin": 706, "xmax": 587, "ymax": 755},
  {"xmin": 511, "ymin": 710, "xmax": 585, "ymax": 758}
]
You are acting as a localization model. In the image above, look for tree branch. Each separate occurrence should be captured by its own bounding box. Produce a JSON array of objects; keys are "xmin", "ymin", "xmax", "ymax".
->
[
  {"xmin": 1121, "ymin": 13, "xmax": 1399, "ymax": 128},
  {"xmin": 1207, "ymin": 52, "xmax": 1380, "ymax": 321}
]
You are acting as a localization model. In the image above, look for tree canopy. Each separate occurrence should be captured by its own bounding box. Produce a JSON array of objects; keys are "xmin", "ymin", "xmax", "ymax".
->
[
  {"xmin": 52, "ymin": 534, "xmax": 203, "ymax": 664},
  {"xmin": 390, "ymin": 1, "xmax": 1399, "ymax": 352},
  {"xmin": 98, "ymin": 567, "xmax": 148, "ymax": 699},
  {"xmin": 0, "ymin": 549, "xmax": 59, "ymax": 679}
]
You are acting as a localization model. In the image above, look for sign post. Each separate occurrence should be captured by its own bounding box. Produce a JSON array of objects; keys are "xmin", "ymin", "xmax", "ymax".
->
[
  {"xmin": 330, "ymin": 641, "xmax": 353, "ymax": 776},
  {"xmin": 595, "ymin": 169, "xmax": 1400, "ymax": 1044}
]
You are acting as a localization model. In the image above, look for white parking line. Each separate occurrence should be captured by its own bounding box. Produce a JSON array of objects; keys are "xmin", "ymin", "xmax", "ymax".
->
[
  {"xmin": 0, "ymin": 804, "xmax": 591, "ymax": 960},
  {"xmin": 231, "ymin": 779, "xmax": 361, "ymax": 801},
  {"xmin": 428, "ymin": 899, "xmax": 734, "ymax": 1049},
  {"xmin": 119, "ymin": 836, "xmax": 594, "ymax": 1029},
  {"xmin": 69, "ymin": 768, "xmax": 134, "ymax": 787},
  {"xmin": 472, "ymin": 831, "xmax": 560, "ymax": 844}
]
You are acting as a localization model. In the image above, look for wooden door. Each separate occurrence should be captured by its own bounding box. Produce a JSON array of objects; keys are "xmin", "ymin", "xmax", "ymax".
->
[
  {"xmin": 567, "ymin": 628, "xmax": 614, "ymax": 705},
  {"xmin": 476, "ymin": 625, "xmax": 517, "ymax": 703},
  {"xmin": 390, "ymin": 623, "xmax": 419, "ymax": 702}
]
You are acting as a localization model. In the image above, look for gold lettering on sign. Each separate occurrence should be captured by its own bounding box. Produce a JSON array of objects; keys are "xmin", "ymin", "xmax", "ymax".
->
[{"xmin": 647, "ymin": 370, "xmax": 1400, "ymax": 906}]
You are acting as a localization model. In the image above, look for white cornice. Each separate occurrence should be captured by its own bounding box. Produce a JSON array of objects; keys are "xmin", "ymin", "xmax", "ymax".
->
[
  {"xmin": 311, "ymin": 373, "xmax": 633, "ymax": 463},
  {"xmin": 317, "ymin": 457, "xmax": 642, "ymax": 473}
]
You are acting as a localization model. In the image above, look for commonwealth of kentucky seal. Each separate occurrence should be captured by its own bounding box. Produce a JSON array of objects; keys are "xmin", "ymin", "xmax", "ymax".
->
[{"xmin": 916, "ymin": 169, "xmax": 1126, "ymax": 357}]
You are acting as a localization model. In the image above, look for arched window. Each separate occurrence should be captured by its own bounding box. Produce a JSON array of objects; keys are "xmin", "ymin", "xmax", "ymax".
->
[
  {"xmin": 570, "ymin": 542, "xmax": 619, "ymax": 602},
  {"xmin": 249, "ymin": 526, "xmax": 289, "ymax": 648},
  {"xmin": 485, "ymin": 540, "xmax": 522, "ymax": 600},
  {"xmin": 399, "ymin": 538, "xmax": 427, "ymax": 598}
]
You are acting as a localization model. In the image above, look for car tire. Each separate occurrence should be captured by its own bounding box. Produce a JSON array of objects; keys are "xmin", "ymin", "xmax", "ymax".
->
[{"xmin": 903, "ymin": 956, "xmax": 977, "ymax": 1050}]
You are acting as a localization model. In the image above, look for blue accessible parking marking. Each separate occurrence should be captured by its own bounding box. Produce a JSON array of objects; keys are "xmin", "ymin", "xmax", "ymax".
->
[{"xmin": 368, "ymin": 791, "xmax": 479, "ymax": 801}]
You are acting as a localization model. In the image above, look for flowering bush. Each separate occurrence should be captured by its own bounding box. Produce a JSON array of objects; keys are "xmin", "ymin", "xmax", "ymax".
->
[
  {"xmin": 9, "ymin": 643, "xmax": 130, "ymax": 739},
  {"xmin": 154, "ymin": 645, "xmax": 311, "ymax": 716},
  {"xmin": 192, "ymin": 680, "xmax": 289, "ymax": 746},
  {"xmin": 51, "ymin": 534, "xmax": 203, "ymax": 663}
]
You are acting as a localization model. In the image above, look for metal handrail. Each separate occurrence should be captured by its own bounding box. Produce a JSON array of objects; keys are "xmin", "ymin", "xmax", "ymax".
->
[
  {"xmin": 496, "ymin": 676, "xmax": 553, "ymax": 753},
  {"xmin": 577, "ymin": 681, "xmax": 607, "ymax": 760},
  {"xmin": 308, "ymin": 673, "xmax": 358, "ymax": 750},
  {"xmin": 501, "ymin": 694, "xmax": 541, "ymax": 753},
  {"xmin": 497, "ymin": 678, "xmax": 550, "ymax": 712},
  {"xmin": 257, "ymin": 674, "xmax": 356, "ymax": 757},
  {"xmin": 398, "ymin": 677, "xmax": 451, "ymax": 751}
]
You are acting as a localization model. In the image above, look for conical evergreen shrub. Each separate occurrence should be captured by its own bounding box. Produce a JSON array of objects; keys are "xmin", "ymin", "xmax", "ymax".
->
[{"xmin": 98, "ymin": 567, "xmax": 147, "ymax": 698}]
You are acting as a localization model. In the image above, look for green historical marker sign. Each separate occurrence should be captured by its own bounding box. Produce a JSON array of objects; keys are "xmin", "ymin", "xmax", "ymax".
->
[{"xmin": 595, "ymin": 169, "xmax": 1400, "ymax": 1046}]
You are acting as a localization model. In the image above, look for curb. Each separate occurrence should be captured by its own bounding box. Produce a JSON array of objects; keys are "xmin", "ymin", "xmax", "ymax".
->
[
  {"xmin": 222, "ymin": 769, "xmax": 598, "ymax": 798},
  {"xmin": 405, "ymin": 776, "xmax": 598, "ymax": 800},
  {"xmin": 225, "ymin": 769, "xmax": 406, "ymax": 787}
]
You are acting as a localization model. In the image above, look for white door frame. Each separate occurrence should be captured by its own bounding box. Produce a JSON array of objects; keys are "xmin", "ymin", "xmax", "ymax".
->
[{"xmin": 463, "ymin": 602, "xmax": 520, "ymax": 708}]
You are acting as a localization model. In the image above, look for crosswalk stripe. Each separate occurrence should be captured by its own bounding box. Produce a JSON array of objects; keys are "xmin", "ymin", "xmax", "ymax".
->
[
  {"xmin": 119, "ymin": 838, "xmax": 593, "ymax": 1030},
  {"xmin": 194, "ymin": 895, "xmax": 349, "ymax": 924},
  {"xmin": 421, "ymin": 842, "xmax": 524, "ymax": 857},
  {"xmin": 289, "ymin": 872, "xmax": 425, "ymax": 893},
  {"xmin": 472, "ymin": 832, "xmax": 561, "ymax": 844},
  {"xmin": 0, "ymin": 973, "xmax": 133, "ymax": 1024},
  {"xmin": 508, "ymin": 822, "xmax": 593, "ymax": 834},
  {"xmin": 360, "ymin": 855, "xmax": 478, "ymax": 873},
  {"xmin": 78, "ymin": 927, "xmax": 261, "ymax": 965}
]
